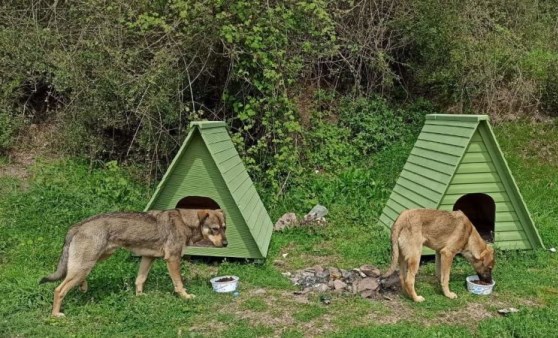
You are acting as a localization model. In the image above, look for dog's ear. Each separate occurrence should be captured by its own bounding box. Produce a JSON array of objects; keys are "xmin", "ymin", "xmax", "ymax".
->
[
  {"xmin": 482, "ymin": 246, "xmax": 494, "ymax": 265},
  {"xmin": 477, "ymin": 246, "xmax": 493, "ymax": 264},
  {"xmin": 197, "ymin": 210, "xmax": 209, "ymax": 224},
  {"xmin": 216, "ymin": 209, "xmax": 226, "ymax": 223}
]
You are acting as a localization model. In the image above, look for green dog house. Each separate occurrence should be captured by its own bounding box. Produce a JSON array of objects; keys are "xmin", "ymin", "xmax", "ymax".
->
[
  {"xmin": 379, "ymin": 114, "xmax": 544, "ymax": 251},
  {"xmin": 145, "ymin": 121, "xmax": 273, "ymax": 259}
]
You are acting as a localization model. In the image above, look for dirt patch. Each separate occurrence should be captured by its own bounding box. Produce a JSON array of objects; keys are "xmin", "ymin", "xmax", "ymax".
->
[
  {"xmin": 215, "ymin": 290, "xmax": 339, "ymax": 337},
  {"xmin": 364, "ymin": 296, "xmax": 415, "ymax": 325},
  {"xmin": 433, "ymin": 302, "xmax": 495, "ymax": 328},
  {"xmin": 0, "ymin": 123, "xmax": 59, "ymax": 182},
  {"xmin": 186, "ymin": 320, "xmax": 228, "ymax": 336}
]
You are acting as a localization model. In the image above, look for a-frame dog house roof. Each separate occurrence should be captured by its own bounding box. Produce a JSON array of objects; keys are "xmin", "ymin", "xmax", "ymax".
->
[
  {"xmin": 379, "ymin": 114, "xmax": 544, "ymax": 251},
  {"xmin": 145, "ymin": 121, "xmax": 273, "ymax": 259}
]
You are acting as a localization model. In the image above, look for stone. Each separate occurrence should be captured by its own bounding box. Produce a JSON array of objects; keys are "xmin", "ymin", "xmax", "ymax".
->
[
  {"xmin": 380, "ymin": 273, "xmax": 400, "ymax": 290},
  {"xmin": 253, "ymin": 288, "xmax": 267, "ymax": 295},
  {"xmin": 356, "ymin": 277, "xmax": 380, "ymax": 292},
  {"xmin": 353, "ymin": 268, "xmax": 367, "ymax": 278},
  {"xmin": 360, "ymin": 290, "xmax": 377, "ymax": 299},
  {"xmin": 316, "ymin": 270, "xmax": 330, "ymax": 280},
  {"xmin": 313, "ymin": 283, "xmax": 329, "ymax": 292},
  {"xmin": 274, "ymin": 213, "xmax": 298, "ymax": 231},
  {"xmin": 312, "ymin": 265, "xmax": 324, "ymax": 274},
  {"xmin": 301, "ymin": 271, "xmax": 315, "ymax": 278},
  {"xmin": 333, "ymin": 279, "xmax": 347, "ymax": 291},
  {"xmin": 281, "ymin": 272, "xmax": 292, "ymax": 277},
  {"xmin": 360, "ymin": 265, "xmax": 381, "ymax": 278},
  {"xmin": 328, "ymin": 267, "xmax": 342, "ymax": 280}
]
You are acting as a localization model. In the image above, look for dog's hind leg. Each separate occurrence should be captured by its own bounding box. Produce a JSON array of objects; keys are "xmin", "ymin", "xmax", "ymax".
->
[
  {"xmin": 165, "ymin": 258, "xmax": 195, "ymax": 300},
  {"xmin": 135, "ymin": 256, "xmax": 155, "ymax": 296},
  {"xmin": 51, "ymin": 266, "xmax": 93, "ymax": 317},
  {"xmin": 403, "ymin": 255, "xmax": 424, "ymax": 302},
  {"xmin": 439, "ymin": 249, "xmax": 457, "ymax": 299},
  {"xmin": 398, "ymin": 250, "xmax": 407, "ymax": 295}
]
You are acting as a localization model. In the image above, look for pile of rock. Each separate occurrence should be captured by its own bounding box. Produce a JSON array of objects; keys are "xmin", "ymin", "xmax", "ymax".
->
[
  {"xmin": 284, "ymin": 265, "xmax": 400, "ymax": 300},
  {"xmin": 274, "ymin": 205, "xmax": 329, "ymax": 232}
]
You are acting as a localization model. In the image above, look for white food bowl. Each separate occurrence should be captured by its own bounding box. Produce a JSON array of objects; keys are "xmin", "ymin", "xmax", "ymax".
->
[
  {"xmin": 466, "ymin": 275, "xmax": 495, "ymax": 295},
  {"xmin": 210, "ymin": 275, "xmax": 239, "ymax": 293}
]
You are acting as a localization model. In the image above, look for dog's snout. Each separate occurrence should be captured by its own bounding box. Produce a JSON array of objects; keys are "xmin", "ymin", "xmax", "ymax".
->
[
  {"xmin": 478, "ymin": 272, "xmax": 492, "ymax": 283},
  {"xmin": 222, "ymin": 240, "xmax": 228, "ymax": 247}
]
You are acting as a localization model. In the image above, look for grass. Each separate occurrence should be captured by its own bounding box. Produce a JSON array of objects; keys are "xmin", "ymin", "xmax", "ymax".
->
[{"xmin": 0, "ymin": 120, "xmax": 557, "ymax": 336}]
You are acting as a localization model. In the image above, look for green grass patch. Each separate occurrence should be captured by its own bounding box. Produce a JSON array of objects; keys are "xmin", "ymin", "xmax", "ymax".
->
[{"xmin": 1, "ymin": 120, "xmax": 557, "ymax": 336}]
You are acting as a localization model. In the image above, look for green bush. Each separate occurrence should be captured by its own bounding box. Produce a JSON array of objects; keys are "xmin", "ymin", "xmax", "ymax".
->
[
  {"xmin": 1, "ymin": 0, "xmax": 557, "ymax": 186},
  {"xmin": 398, "ymin": 0, "xmax": 558, "ymax": 115}
]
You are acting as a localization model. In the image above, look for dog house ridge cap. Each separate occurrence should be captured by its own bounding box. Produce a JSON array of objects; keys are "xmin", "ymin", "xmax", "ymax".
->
[
  {"xmin": 190, "ymin": 121, "xmax": 227, "ymax": 129},
  {"xmin": 425, "ymin": 114, "xmax": 489, "ymax": 122}
]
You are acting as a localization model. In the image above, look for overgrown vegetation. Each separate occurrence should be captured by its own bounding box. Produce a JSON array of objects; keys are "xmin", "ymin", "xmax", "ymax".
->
[
  {"xmin": 0, "ymin": 122, "xmax": 557, "ymax": 336},
  {"xmin": 2, "ymin": 0, "xmax": 558, "ymax": 192}
]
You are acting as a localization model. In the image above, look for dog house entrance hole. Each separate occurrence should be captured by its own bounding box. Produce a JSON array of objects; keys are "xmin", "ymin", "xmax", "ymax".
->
[
  {"xmin": 453, "ymin": 193, "xmax": 495, "ymax": 243},
  {"xmin": 176, "ymin": 196, "xmax": 220, "ymax": 210}
]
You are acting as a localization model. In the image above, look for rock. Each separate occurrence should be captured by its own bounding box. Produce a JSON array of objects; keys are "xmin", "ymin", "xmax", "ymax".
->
[
  {"xmin": 301, "ymin": 271, "xmax": 315, "ymax": 278},
  {"xmin": 316, "ymin": 270, "xmax": 330, "ymax": 280},
  {"xmin": 360, "ymin": 265, "xmax": 381, "ymax": 277},
  {"xmin": 274, "ymin": 213, "xmax": 298, "ymax": 231},
  {"xmin": 356, "ymin": 278, "xmax": 380, "ymax": 292},
  {"xmin": 328, "ymin": 267, "xmax": 342, "ymax": 280},
  {"xmin": 342, "ymin": 270, "xmax": 361, "ymax": 284},
  {"xmin": 380, "ymin": 273, "xmax": 400, "ymax": 290},
  {"xmin": 333, "ymin": 279, "xmax": 347, "ymax": 291},
  {"xmin": 312, "ymin": 265, "xmax": 324, "ymax": 274},
  {"xmin": 281, "ymin": 271, "xmax": 292, "ymax": 277},
  {"xmin": 313, "ymin": 283, "xmax": 329, "ymax": 292},
  {"xmin": 353, "ymin": 268, "xmax": 367, "ymax": 278},
  {"xmin": 303, "ymin": 205, "xmax": 328, "ymax": 222},
  {"xmin": 360, "ymin": 290, "xmax": 377, "ymax": 299},
  {"xmin": 253, "ymin": 288, "xmax": 267, "ymax": 295}
]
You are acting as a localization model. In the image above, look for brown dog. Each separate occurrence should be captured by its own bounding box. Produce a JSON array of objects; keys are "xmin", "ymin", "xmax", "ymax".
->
[
  {"xmin": 383, "ymin": 209, "xmax": 494, "ymax": 302},
  {"xmin": 40, "ymin": 208, "xmax": 227, "ymax": 317}
]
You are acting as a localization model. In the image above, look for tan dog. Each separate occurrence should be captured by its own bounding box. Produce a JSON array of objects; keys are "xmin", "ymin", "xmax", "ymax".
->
[
  {"xmin": 40, "ymin": 208, "xmax": 227, "ymax": 317},
  {"xmin": 383, "ymin": 209, "xmax": 494, "ymax": 302}
]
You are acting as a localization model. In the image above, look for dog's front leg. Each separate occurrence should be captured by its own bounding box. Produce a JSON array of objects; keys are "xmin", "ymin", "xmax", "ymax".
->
[
  {"xmin": 439, "ymin": 250, "xmax": 457, "ymax": 299},
  {"xmin": 165, "ymin": 258, "xmax": 195, "ymax": 300}
]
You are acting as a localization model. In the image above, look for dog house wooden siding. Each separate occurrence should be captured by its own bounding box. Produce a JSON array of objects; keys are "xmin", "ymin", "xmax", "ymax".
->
[
  {"xmin": 378, "ymin": 114, "xmax": 544, "ymax": 251},
  {"xmin": 144, "ymin": 121, "xmax": 274, "ymax": 259}
]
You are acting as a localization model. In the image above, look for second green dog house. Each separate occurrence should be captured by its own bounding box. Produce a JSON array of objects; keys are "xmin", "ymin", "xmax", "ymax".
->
[
  {"xmin": 379, "ymin": 114, "xmax": 544, "ymax": 251},
  {"xmin": 145, "ymin": 121, "xmax": 273, "ymax": 259}
]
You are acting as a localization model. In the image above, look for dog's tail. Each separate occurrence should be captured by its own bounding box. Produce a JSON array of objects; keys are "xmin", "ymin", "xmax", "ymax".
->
[
  {"xmin": 382, "ymin": 211, "xmax": 408, "ymax": 278},
  {"xmin": 39, "ymin": 227, "xmax": 78, "ymax": 284}
]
